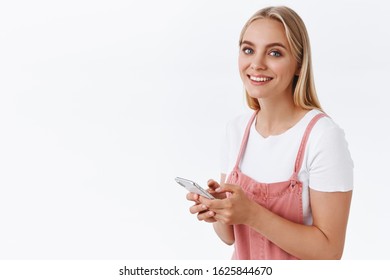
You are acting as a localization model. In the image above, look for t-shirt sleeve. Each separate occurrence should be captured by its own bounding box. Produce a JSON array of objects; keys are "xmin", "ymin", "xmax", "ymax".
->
[{"xmin": 307, "ymin": 122, "xmax": 354, "ymax": 192}]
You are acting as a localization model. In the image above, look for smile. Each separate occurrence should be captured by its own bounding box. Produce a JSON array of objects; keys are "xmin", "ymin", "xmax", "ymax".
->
[{"xmin": 249, "ymin": 75, "xmax": 273, "ymax": 82}]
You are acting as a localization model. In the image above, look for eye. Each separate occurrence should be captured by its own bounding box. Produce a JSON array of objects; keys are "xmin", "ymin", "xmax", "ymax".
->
[
  {"xmin": 269, "ymin": 50, "xmax": 282, "ymax": 57},
  {"xmin": 242, "ymin": 47, "xmax": 254, "ymax": 55}
]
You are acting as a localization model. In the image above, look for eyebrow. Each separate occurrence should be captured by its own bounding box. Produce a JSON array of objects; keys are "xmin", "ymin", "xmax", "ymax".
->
[{"xmin": 240, "ymin": 40, "xmax": 288, "ymax": 50}]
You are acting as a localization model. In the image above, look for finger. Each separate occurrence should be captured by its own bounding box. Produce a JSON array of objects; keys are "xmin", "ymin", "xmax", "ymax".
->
[
  {"xmin": 213, "ymin": 213, "xmax": 231, "ymax": 225},
  {"xmin": 199, "ymin": 196, "xmax": 228, "ymax": 210},
  {"xmin": 198, "ymin": 195, "xmax": 218, "ymax": 207},
  {"xmin": 216, "ymin": 183, "xmax": 240, "ymax": 194},
  {"xmin": 186, "ymin": 192, "xmax": 199, "ymax": 202},
  {"xmin": 189, "ymin": 203, "xmax": 208, "ymax": 214},
  {"xmin": 207, "ymin": 179, "xmax": 220, "ymax": 190},
  {"xmin": 197, "ymin": 210, "xmax": 215, "ymax": 221},
  {"xmin": 207, "ymin": 187, "xmax": 228, "ymax": 200},
  {"xmin": 203, "ymin": 217, "xmax": 217, "ymax": 223}
]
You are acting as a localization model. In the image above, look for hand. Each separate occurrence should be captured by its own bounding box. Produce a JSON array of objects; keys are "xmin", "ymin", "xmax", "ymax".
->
[
  {"xmin": 186, "ymin": 191, "xmax": 216, "ymax": 223},
  {"xmin": 206, "ymin": 179, "xmax": 227, "ymax": 200},
  {"xmin": 198, "ymin": 183, "xmax": 258, "ymax": 225}
]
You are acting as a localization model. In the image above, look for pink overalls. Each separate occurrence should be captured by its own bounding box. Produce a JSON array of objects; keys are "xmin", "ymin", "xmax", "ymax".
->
[{"xmin": 226, "ymin": 111, "xmax": 326, "ymax": 260}]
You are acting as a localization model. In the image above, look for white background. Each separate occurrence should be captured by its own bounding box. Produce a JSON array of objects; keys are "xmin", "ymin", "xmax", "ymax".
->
[{"xmin": 0, "ymin": 0, "xmax": 389, "ymax": 260}]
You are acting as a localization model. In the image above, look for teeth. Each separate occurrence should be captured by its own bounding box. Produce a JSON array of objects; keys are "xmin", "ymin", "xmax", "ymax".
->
[{"xmin": 250, "ymin": 76, "xmax": 272, "ymax": 82}]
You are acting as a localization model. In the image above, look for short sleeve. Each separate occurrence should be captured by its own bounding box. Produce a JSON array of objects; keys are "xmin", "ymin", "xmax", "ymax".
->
[{"xmin": 307, "ymin": 123, "xmax": 354, "ymax": 192}]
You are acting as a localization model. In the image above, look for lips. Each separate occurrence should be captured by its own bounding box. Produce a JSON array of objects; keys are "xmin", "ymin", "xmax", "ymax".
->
[{"xmin": 248, "ymin": 75, "xmax": 273, "ymax": 83}]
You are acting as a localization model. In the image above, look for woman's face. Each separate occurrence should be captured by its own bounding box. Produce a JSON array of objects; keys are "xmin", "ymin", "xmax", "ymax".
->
[{"xmin": 239, "ymin": 18, "xmax": 299, "ymax": 102}]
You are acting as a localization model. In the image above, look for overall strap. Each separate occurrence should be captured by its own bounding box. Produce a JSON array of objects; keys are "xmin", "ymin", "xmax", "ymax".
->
[
  {"xmin": 291, "ymin": 113, "xmax": 327, "ymax": 184},
  {"xmin": 233, "ymin": 110, "xmax": 258, "ymax": 170}
]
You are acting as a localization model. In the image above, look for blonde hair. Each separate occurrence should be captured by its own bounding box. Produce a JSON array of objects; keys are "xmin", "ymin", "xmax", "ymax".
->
[{"xmin": 239, "ymin": 6, "xmax": 322, "ymax": 111}]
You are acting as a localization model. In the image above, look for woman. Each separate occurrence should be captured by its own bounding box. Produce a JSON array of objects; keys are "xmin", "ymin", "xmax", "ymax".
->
[{"xmin": 187, "ymin": 6, "xmax": 353, "ymax": 260}]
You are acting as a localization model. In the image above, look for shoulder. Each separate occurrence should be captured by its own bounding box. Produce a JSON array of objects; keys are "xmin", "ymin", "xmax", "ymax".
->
[
  {"xmin": 305, "ymin": 110, "xmax": 354, "ymax": 191},
  {"xmin": 222, "ymin": 111, "xmax": 256, "ymax": 151},
  {"xmin": 225, "ymin": 111, "xmax": 254, "ymax": 135},
  {"xmin": 308, "ymin": 110, "xmax": 348, "ymax": 148}
]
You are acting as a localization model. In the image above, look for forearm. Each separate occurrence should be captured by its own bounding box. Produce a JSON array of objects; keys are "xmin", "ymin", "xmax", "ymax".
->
[
  {"xmin": 213, "ymin": 222, "xmax": 234, "ymax": 246},
  {"xmin": 247, "ymin": 204, "xmax": 344, "ymax": 260}
]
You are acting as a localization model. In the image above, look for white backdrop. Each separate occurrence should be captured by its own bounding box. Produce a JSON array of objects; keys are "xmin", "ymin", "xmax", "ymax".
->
[{"xmin": 0, "ymin": 0, "xmax": 389, "ymax": 260}]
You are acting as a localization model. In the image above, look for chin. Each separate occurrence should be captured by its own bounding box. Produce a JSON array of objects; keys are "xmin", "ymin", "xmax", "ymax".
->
[{"xmin": 247, "ymin": 91, "xmax": 269, "ymax": 99}]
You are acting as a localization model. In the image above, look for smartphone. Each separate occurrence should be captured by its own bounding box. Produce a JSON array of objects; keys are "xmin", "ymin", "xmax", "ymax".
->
[{"xmin": 175, "ymin": 177, "xmax": 214, "ymax": 199}]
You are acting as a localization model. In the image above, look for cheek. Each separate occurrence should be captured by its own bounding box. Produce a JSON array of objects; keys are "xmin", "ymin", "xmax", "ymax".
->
[
  {"xmin": 238, "ymin": 59, "xmax": 247, "ymax": 78},
  {"xmin": 238, "ymin": 55, "xmax": 250, "ymax": 70},
  {"xmin": 271, "ymin": 60, "xmax": 297, "ymax": 78}
]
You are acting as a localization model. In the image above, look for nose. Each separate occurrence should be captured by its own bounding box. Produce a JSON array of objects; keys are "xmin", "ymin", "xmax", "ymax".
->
[{"xmin": 250, "ymin": 54, "xmax": 266, "ymax": 70}]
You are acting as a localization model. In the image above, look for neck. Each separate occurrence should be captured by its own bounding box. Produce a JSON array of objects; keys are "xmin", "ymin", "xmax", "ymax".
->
[{"xmin": 255, "ymin": 98, "xmax": 306, "ymax": 138}]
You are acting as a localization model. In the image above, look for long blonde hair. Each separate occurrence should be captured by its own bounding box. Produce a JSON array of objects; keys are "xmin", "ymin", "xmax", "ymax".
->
[{"xmin": 239, "ymin": 6, "xmax": 322, "ymax": 111}]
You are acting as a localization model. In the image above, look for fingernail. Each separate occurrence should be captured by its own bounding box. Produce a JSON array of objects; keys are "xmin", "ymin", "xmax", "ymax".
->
[
  {"xmin": 216, "ymin": 187, "xmax": 221, "ymax": 192},
  {"xmin": 202, "ymin": 204, "xmax": 207, "ymax": 210}
]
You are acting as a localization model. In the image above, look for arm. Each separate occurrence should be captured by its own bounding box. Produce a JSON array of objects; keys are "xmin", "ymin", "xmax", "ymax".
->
[
  {"xmin": 248, "ymin": 188, "xmax": 352, "ymax": 259},
  {"xmin": 198, "ymin": 119, "xmax": 354, "ymax": 259},
  {"xmin": 187, "ymin": 174, "xmax": 234, "ymax": 245},
  {"xmin": 200, "ymin": 184, "xmax": 352, "ymax": 259}
]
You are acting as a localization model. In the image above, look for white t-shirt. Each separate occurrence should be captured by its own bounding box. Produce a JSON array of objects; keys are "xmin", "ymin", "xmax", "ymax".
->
[{"xmin": 221, "ymin": 109, "xmax": 354, "ymax": 225}]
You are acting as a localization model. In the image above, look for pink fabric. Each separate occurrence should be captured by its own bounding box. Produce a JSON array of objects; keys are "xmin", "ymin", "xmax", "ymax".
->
[{"xmin": 226, "ymin": 111, "xmax": 327, "ymax": 260}]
